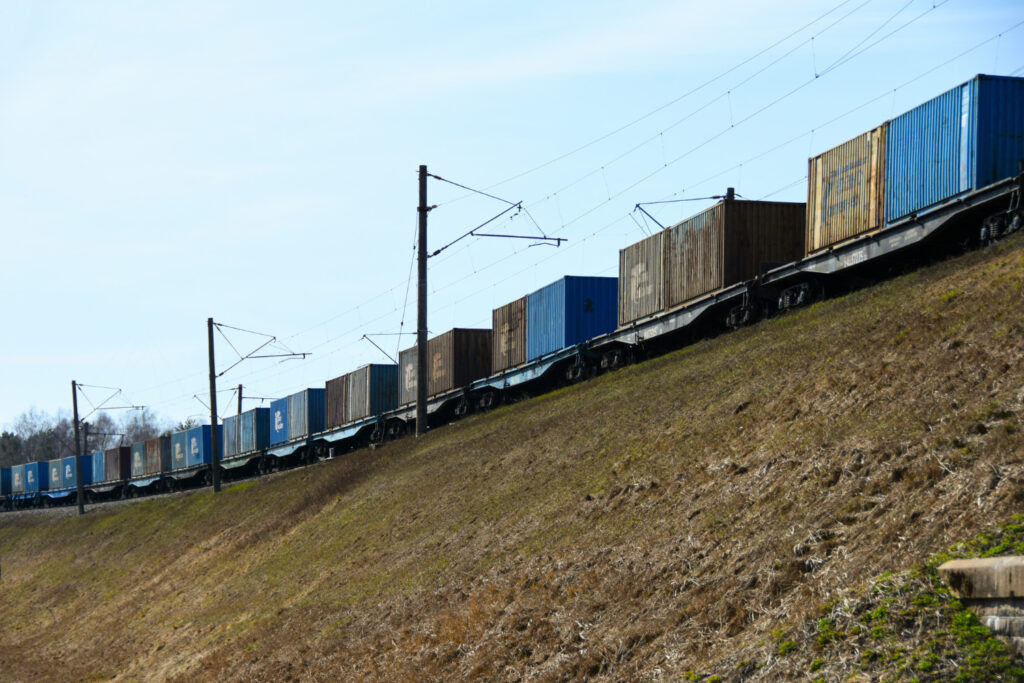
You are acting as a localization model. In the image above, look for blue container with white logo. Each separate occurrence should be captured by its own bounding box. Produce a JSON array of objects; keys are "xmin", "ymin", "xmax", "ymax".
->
[
  {"xmin": 269, "ymin": 397, "xmax": 290, "ymax": 445},
  {"xmin": 11, "ymin": 464, "xmax": 25, "ymax": 493},
  {"xmin": 62, "ymin": 454, "xmax": 92, "ymax": 489},
  {"xmin": 185, "ymin": 425, "xmax": 217, "ymax": 467},
  {"xmin": 25, "ymin": 462, "xmax": 48, "ymax": 492},
  {"xmin": 240, "ymin": 408, "xmax": 270, "ymax": 454},
  {"xmin": 526, "ymin": 276, "xmax": 619, "ymax": 361},
  {"xmin": 170, "ymin": 430, "xmax": 189, "ymax": 471},
  {"xmin": 885, "ymin": 74, "xmax": 1024, "ymax": 224},
  {"xmin": 48, "ymin": 459, "xmax": 63, "ymax": 490},
  {"xmin": 288, "ymin": 389, "xmax": 325, "ymax": 439}
]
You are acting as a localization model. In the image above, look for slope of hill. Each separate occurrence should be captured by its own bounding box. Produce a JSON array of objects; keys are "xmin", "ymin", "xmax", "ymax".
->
[{"xmin": 3, "ymin": 237, "xmax": 1024, "ymax": 681}]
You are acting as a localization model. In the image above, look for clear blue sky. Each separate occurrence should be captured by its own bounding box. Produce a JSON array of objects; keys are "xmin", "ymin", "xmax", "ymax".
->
[{"xmin": 1, "ymin": 0, "xmax": 1022, "ymax": 430}]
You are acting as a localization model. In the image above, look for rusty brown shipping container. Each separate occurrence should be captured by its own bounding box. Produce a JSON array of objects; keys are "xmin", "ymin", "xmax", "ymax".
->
[
  {"xmin": 664, "ymin": 199, "xmax": 805, "ymax": 307},
  {"xmin": 325, "ymin": 364, "xmax": 399, "ymax": 428},
  {"xmin": 399, "ymin": 328, "xmax": 492, "ymax": 405},
  {"xmin": 144, "ymin": 436, "xmax": 171, "ymax": 476},
  {"xmin": 806, "ymin": 124, "xmax": 886, "ymax": 254},
  {"xmin": 618, "ymin": 231, "xmax": 664, "ymax": 326},
  {"xmin": 105, "ymin": 446, "xmax": 130, "ymax": 482},
  {"xmin": 492, "ymin": 296, "xmax": 527, "ymax": 373}
]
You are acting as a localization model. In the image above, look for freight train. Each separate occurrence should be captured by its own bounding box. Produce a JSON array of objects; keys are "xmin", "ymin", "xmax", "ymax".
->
[{"xmin": 3, "ymin": 73, "xmax": 1023, "ymax": 511}]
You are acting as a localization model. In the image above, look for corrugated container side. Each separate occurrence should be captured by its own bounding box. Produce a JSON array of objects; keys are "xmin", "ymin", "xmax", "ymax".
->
[
  {"xmin": 131, "ymin": 442, "xmax": 146, "ymax": 477},
  {"xmin": 325, "ymin": 374, "xmax": 346, "ymax": 430},
  {"xmin": 223, "ymin": 415, "xmax": 240, "ymax": 459},
  {"xmin": 664, "ymin": 204, "xmax": 725, "ymax": 307},
  {"xmin": 240, "ymin": 408, "xmax": 269, "ymax": 453},
  {"xmin": 399, "ymin": 329, "xmax": 492, "ymax": 404},
  {"xmin": 618, "ymin": 231, "xmax": 664, "ymax": 325},
  {"xmin": 269, "ymin": 397, "xmax": 290, "ymax": 445},
  {"xmin": 106, "ymin": 447, "xmax": 130, "ymax": 482},
  {"xmin": 62, "ymin": 454, "xmax": 92, "ymax": 488},
  {"xmin": 288, "ymin": 389, "xmax": 325, "ymax": 439},
  {"xmin": 92, "ymin": 450, "xmax": 106, "ymax": 483},
  {"xmin": 342, "ymin": 364, "xmax": 399, "ymax": 423},
  {"xmin": 1, "ymin": 468, "xmax": 9, "ymax": 495},
  {"xmin": 492, "ymin": 297, "xmax": 527, "ymax": 372},
  {"xmin": 724, "ymin": 201, "xmax": 805, "ymax": 284},
  {"xmin": 975, "ymin": 76, "xmax": 1024, "ymax": 188},
  {"xmin": 171, "ymin": 431, "xmax": 189, "ymax": 471},
  {"xmin": 49, "ymin": 459, "xmax": 62, "ymax": 490},
  {"xmin": 11, "ymin": 464, "xmax": 26, "ymax": 493},
  {"xmin": 806, "ymin": 126, "xmax": 886, "ymax": 253},
  {"xmin": 186, "ymin": 425, "xmax": 216, "ymax": 467},
  {"xmin": 25, "ymin": 462, "xmax": 47, "ymax": 492},
  {"xmin": 144, "ymin": 436, "xmax": 170, "ymax": 475},
  {"xmin": 527, "ymin": 277, "xmax": 618, "ymax": 360}
]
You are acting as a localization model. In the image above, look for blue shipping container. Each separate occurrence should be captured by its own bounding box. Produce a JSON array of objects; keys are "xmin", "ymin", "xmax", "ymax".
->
[
  {"xmin": 186, "ymin": 425, "xmax": 218, "ymax": 467},
  {"xmin": 222, "ymin": 415, "xmax": 240, "ymax": 459},
  {"xmin": 885, "ymin": 74, "xmax": 1024, "ymax": 224},
  {"xmin": 1, "ymin": 467, "xmax": 10, "ymax": 495},
  {"xmin": 92, "ymin": 450, "xmax": 107, "ymax": 484},
  {"xmin": 48, "ymin": 459, "xmax": 63, "ymax": 490},
  {"xmin": 240, "ymin": 408, "xmax": 270, "ymax": 454},
  {"xmin": 288, "ymin": 388, "xmax": 325, "ymax": 439},
  {"xmin": 171, "ymin": 430, "xmax": 189, "ymax": 471},
  {"xmin": 11, "ymin": 464, "xmax": 25, "ymax": 493},
  {"xmin": 62, "ymin": 454, "xmax": 92, "ymax": 489},
  {"xmin": 25, "ymin": 462, "xmax": 48, "ymax": 492},
  {"xmin": 526, "ymin": 276, "xmax": 619, "ymax": 361},
  {"xmin": 131, "ymin": 442, "xmax": 146, "ymax": 478},
  {"xmin": 269, "ymin": 397, "xmax": 290, "ymax": 445}
]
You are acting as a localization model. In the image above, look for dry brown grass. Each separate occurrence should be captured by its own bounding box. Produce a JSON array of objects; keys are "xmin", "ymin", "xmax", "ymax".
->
[{"xmin": 3, "ymin": 236, "xmax": 1024, "ymax": 681}]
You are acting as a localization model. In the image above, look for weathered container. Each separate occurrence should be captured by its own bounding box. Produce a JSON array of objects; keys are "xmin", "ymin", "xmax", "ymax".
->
[
  {"xmin": 399, "ymin": 329, "xmax": 492, "ymax": 405},
  {"xmin": 885, "ymin": 74, "xmax": 1024, "ymax": 224},
  {"xmin": 618, "ymin": 231, "xmax": 664, "ymax": 326},
  {"xmin": 106, "ymin": 447, "xmax": 131, "ymax": 482},
  {"xmin": 288, "ymin": 389, "xmax": 325, "ymax": 439},
  {"xmin": 492, "ymin": 296, "xmax": 528, "ymax": 372},
  {"xmin": 62, "ymin": 454, "xmax": 92, "ymax": 489},
  {"xmin": 48, "ymin": 459, "xmax": 63, "ymax": 490},
  {"xmin": 222, "ymin": 415, "xmax": 240, "ymax": 459},
  {"xmin": 1, "ymin": 468, "xmax": 9, "ymax": 495},
  {"xmin": 663, "ymin": 199, "xmax": 805, "ymax": 307},
  {"xmin": 24, "ymin": 462, "xmax": 48, "ymax": 492},
  {"xmin": 806, "ymin": 124, "xmax": 887, "ymax": 253},
  {"xmin": 527, "ymin": 276, "xmax": 618, "ymax": 360},
  {"xmin": 239, "ymin": 408, "xmax": 270, "ymax": 454},
  {"xmin": 186, "ymin": 425, "xmax": 217, "ymax": 467},
  {"xmin": 92, "ymin": 450, "xmax": 106, "ymax": 484},
  {"xmin": 11, "ymin": 464, "xmax": 25, "ymax": 493},
  {"xmin": 269, "ymin": 397, "xmax": 290, "ymax": 445},
  {"xmin": 326, "ymin": 364, "xmax": 400, "ymax": 428},
  {"xmin": 171, "ymin": 430, "xmax": 189, "ymax": 471},
  {"xmin": 131, "ymin": 442, "xmax": 146, "ymax": 478},
  {"xmin": 145, "ymin": 436, "xmax": 171, "ymax": 475}
]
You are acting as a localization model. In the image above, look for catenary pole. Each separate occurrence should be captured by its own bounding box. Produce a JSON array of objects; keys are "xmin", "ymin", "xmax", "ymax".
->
[
  {"xmin": 72, "ymin": 380, "xmax": 85, "ymax": 515},
  {"xmin": 417, "ymin": 165, "xmax": 429, "ymax": 436},
  {"xmin": 208, "ymin": 318, "xmax": 221, "ymax": 492}
]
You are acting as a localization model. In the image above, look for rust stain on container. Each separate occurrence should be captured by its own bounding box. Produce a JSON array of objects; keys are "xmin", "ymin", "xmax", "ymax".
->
[
  {"xmin": 399, "ymin": 328, "xmax": 492, "ymax": 405},
  {"xmin": 806, "ymin": 124, "xmax": 887, "ymax": 254},
  {"xmin": 492, "ymin": 296, "xmax": 527, "ymax": 373}
]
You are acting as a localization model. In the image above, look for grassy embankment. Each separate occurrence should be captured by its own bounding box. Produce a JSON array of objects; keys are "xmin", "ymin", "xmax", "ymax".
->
[{"xmin": 3, "ymin": 236, "xmax": 1024, "ymax": 681}]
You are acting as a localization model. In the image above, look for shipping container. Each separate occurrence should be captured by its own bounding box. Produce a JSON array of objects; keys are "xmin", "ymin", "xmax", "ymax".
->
[
  {"xmin": 11, "ymin": 464, "xmax": 25, "ymax": 493},
  {"xmin": 92, "ymin": 450, "xmax": 106, "ymax": 484},
  {"xmin": 62, "ymin": 454, "xmax": 92, "ymax": 489},
  {"xmin": 527, "ymin": 276, "xmax": 618, "ymax": 360},
  {"xmin": 131, "ymin": 442, "xmax": 146, "ymax": 478},
  {"xmin": 48, "ymin": 459, "xmax": 62, "ymax": 490},
  {"xmin": 663, "ymin": 199, "xmax": 804, "ymax": 307},
  {"xmin": 106, "ymin": 447, "xmax": 130, "ymax": 482},
  {"xmin": 145, "ymin": 436, "xmax": 171, "ymax": 475},
  {"xmin": 806, "ymin": 125, "xmax": 887, "ymax": 253},
  {"xmin": 399, "ymin": 329, "xmax": 492, "ymax": 405},
  {"xmin": 171, "ymin": 431, "xmax": 189, "ymax": 471},
  {"xmin": 326, "ymin": 364, "xmax": 400, "ymax": 428},
  {"xmin": 1, "ymin": 468, "xmax": 9, "ymax": 496},
  {"xmin": 24, "ymin": 462, "xmax": 48, "ymax": 492},
  {"xmin": 288, "ymin": 389, "xmax": 325, "ymax": 439},
  {"xmin": 885, "ymin": 74, "xmax": 1024, "ymax": 224},
  {"xmin": 618, "ymin": 231, "xmax": 664, "ymax": 326},
  {"xmin": 222, "ymin": 415, "xmax": 240, "ymax": 459},
  {"xmin": 269, "ymin": 397, "xmax": 290, "ymax": 445},
  {"xmin": 240, "ymin": 408, "xmax": 270, "ymax": 454},
  {"xmin": 492, "ymin": 296, "xmax": 527, "ymax": 372},
  {"xmin": 186, "ymin": 425, "xmax": 217, "ymax": 467}
]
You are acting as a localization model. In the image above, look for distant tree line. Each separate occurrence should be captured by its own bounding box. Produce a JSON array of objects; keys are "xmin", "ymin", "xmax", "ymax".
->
[{"xmin": 0, "ymin": 408, "xmax": 193, "ymax": 469}]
